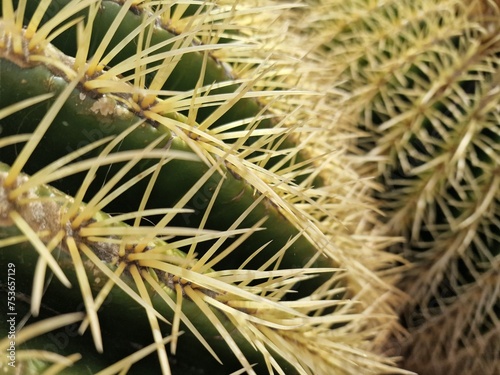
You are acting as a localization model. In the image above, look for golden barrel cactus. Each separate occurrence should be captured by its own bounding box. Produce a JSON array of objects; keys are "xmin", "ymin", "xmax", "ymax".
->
[
  {"xmin": 0, "ymin": 0, "xmax": 403, "ymax": 374},
  {"xmin": 299, "ymin": 0, "xmax": 500, "ymax": 373}
]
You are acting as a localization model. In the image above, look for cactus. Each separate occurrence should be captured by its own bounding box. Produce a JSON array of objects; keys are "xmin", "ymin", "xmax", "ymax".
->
[
  {"xmin": 0, "ymin": 0, "xmax": 405, "ymax": 374},
  {"xmin": 301, "ymin": 0, "xmax": 500, "ymax": 373}
]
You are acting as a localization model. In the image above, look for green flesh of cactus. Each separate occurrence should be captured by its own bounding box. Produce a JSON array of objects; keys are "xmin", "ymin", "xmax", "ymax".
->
[{"xmin": 310, "ymin": 0, "xmax": 500, "ymax": 373}]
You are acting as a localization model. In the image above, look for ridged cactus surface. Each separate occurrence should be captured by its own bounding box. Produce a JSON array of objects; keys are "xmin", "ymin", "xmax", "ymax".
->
[
  {"xmin": 299, "ymin": 0, "xmax": 500, "ymax": 373},
  {"xmin": 0, "ymin": 0, "xmax": 403, "ymax": 374}
]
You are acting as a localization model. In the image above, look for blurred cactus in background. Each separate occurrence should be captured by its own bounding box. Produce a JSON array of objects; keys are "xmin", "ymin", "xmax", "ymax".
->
[
  {"xmin": 0, "ymin": 0, "xmax": 404, "ymax": 374},
  {"xmin": 295, "ymin": 0, "xmax": 499, "ymax": 373}
]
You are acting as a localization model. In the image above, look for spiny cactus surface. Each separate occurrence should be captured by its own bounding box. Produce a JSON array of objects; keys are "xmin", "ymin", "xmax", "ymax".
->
[
  {"xmin": 300, "ymin": 0, "xmax": 500, "ymax": 373},
  {"xmin": 0, "ymin": 0, "xmax": 404, "ymax": 374}
]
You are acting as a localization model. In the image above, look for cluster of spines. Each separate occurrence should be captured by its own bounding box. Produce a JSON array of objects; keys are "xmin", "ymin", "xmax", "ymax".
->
[
  {"xmin": 295, "ymin": 0, "xmax": 500, "ymax": 373},
  {"xmin": 0, "ymin": 0, "xmax": 405, "ymax": 374}
]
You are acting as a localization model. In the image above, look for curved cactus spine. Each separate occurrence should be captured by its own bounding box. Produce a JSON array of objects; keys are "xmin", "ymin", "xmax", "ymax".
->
[{"xmin": 304, "ymin": 0, "xmax": 500, "ymax": 373}]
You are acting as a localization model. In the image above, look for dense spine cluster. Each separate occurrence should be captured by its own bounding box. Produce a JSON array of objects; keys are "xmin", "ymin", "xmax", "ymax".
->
[
  {"xmin": 0, "ymin": 1, "xmax": 402, "ymax": 374},
  {"xmin": 300, "ymin": 0, "xmax": 500, "ymax": 373},
  {"xmin": 3, "ymin": 0, "xmax": 497, "ymax": 374}
]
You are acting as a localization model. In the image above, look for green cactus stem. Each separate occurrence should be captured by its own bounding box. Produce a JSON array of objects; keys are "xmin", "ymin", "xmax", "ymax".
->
[
  {"xmin": 0, "ymin": 155, "xmax": 395, "ymax": 374},
  {"xmin": 0, "ymin": 0, "xmax": 407, "ymax": 374},
  {"xmin": 0, "ymin": 11, "xmax": 333, "ymax": 298},
  {"xmin": 0, "ymin": 161, "xmax": 340, "ymax": 374}
]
